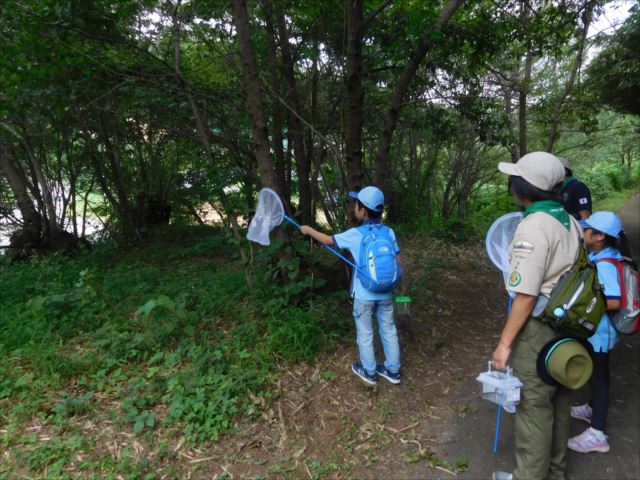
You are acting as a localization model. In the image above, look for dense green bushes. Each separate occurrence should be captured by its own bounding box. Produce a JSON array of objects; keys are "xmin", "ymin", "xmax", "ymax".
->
[
  {"xmin": 580, "ymin": 161, "xmax": 639, "ymax": 203},
  {"xmin": 396, "ymin": 156, "xmax": 639, "ymax": 242},
  {"xmin": 0, "ymin": 227, "xmax": 349, "ymax": 453}
]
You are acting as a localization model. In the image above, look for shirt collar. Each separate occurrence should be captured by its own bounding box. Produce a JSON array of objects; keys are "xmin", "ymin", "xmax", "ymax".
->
[
  {"xmin": 362, "ymin": 219, "xmax": 382, "ymax": 225},
  {"xmin": 523, "ymin": 200, "xmax": 570, "ymax": 231},
  {"xmin": 589, "ymin": 247, "xmax": 621, "ymax": 261}
]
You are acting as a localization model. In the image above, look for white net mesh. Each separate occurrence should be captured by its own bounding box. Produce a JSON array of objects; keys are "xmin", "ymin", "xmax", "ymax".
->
[
  {"xmin": 485, "ymin": 212, "xmax": 523, "ymax": 295},
  {"xmin": 247, "ymin": 188, "xmax": 285, "ymax": 246}
]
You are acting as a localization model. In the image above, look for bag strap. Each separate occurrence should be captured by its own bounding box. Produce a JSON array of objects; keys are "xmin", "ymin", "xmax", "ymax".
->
[
  {"xmin": 594, "ymin": 258, "xmax": 620, "ymax": 266},
  {"xmin": 575, "ymin": 245, "xmax": 589, "ymax": 267},
  {"xmin": 569, "ymin": 216, "xmax": 589, "ymax": 267},
  {"xmin": 357, "ymin": 223, "xmax": 386, "ymax": 235},
  {"xmin": 596, "ymin": 257, "xmax": 639, "ymax": 276}
]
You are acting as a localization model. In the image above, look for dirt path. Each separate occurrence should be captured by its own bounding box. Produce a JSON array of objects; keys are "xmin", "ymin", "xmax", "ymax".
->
[
  {"xmin": 428, "ymin": 194, "xmax": 640, "ymax": 480},
  {"xmin": 179, "ymin": 240, "xmax": 512, "ymax": 479}
]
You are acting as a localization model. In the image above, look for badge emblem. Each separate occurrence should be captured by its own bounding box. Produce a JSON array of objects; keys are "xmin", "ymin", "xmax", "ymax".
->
[
  {"xmin": 509, "ymin": 271, "xmax": 522, "ymax": 287},
  {"xmin": 513, "ymin": 241, "xmax": 534, "ymax": 253}
]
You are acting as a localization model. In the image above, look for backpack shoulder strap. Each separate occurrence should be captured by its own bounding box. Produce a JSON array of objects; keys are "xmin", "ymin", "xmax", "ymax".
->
[
  {"xmin": 619, "ymin": 256, "xmax": 638, "ymax": 269},
  {"xmin": 358, "ymin": 223, "xmax": 386, "ymax": 234},
  {"xmin": 569, "ymin": 216, "xmax": 583, "ymax": 240},
  {"xmin": 598, "ymin": 256, "xmax": 639, "ymax": 273},
  {"xmin": 568, "ymin": 216, "xmax": 587, "ymax": 265},
  {"xmin": 595, "ymin": 258, "xmax": 620, "ymax": 266}
]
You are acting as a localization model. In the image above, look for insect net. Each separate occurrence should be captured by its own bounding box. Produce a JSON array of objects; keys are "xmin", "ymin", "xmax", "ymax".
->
[
  {"xmin": 246, "ymin": 188, "xmax": 285, "ymax": 246},
  {"xmin": 485, "ymin": 212, "xmax": 523, "ymax": 295}
]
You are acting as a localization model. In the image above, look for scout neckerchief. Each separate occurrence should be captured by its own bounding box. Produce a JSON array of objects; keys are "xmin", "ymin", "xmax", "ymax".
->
[
  {"xmin": 524, "ymin": 200, "xmax": 570, "ymax": 231},
  {"xmin": 560, "ymin": 176, "xmax": 576, "ymax": 192}
]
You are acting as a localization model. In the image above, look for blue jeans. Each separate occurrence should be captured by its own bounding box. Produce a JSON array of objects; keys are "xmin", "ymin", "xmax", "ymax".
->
[{"xmin": 353, "ymin": 298, "xmax": 400, "ymax": 375}]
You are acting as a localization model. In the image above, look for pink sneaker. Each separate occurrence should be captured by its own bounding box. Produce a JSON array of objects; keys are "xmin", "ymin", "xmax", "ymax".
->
[
  {"xmin": 570, "ymin": 404, "xmax": 592, "ymax": 423},
  {"xmin": 568, "ymin": 428, "xmax": 610, "ymax": 453}
]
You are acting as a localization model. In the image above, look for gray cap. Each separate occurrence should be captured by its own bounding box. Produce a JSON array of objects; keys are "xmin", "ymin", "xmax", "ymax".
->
[{"xmin": 498, "ymin": 152, "xmax": 565, "ymax": 191}]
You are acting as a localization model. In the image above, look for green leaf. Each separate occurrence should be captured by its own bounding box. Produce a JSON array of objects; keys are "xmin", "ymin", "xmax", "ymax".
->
[
  {"xmin": 133, "ymin": 420, "xmax": 145, "ymax": 434},
  {"xmin": 135, "ymin": 299, "xmax": 157, "ymax": 318}
]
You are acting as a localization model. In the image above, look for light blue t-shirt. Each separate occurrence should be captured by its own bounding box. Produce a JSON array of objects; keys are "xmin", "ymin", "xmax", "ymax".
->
[
  {"xmin": 333, "ymin": 220, "xmax": 400, "ymax": 301},
  {"xmin": 588, "ymin": 247, "xmax": 622, "ymax": 353}
]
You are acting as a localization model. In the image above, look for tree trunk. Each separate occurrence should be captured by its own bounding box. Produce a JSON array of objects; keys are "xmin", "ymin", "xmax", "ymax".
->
[
  {"xmin": 0, "ymin": 146, "xmax": 42, "ymax": 243},
  {"xmin": 274, "ymin": 3, "xmax": 312, "ymax": 224},
  {"xmin": 262, "ymin": 0, "xmax": 290, "ymax": 207},
  {"xmin": 373, "ymin": 0, "xmax": 464, "ymax": 187},
  {"xmin": 26, "ymin": 141, "xmax": 57, "ymax": 236},
  {"xmin": 83, "ymin": 129, "xmax": 122, "ymax": 219},
  {"xmin": 546, "ymin": 2, "xmax": 593, "ymax": 153},
  {"xmin": 518, "ymin": 1, "xmax": 533, "ymax": 158},
  {"xmin": 345, "ymin": 0, "xmax": 365, "ymax": 199},
  {"xmin": 81, "ymin": 175, "xmax": 95, "ymax": 238},
  {"xmin": 231, "ymin": 0, "xmax": 279, "ymax": 190},
  {"xmin": 0, "ymin": 121, "xmax": 58, "ymax": 238},
  {"xmin": 518, "ymin": 54, "xmax": 532, "ymax": 158},
  {"xmin": 503, "ymin": 79, "xmax": 519, "ymax": 163},
  {"xmin": 97, "ymin": 114, "xmax": 132, "ymax": 222}
]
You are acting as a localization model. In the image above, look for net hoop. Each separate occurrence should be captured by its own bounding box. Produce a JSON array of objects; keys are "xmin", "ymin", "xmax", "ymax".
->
[
  {"xmin": 486, "ymin": 211, "xmax": 523, "ymax": 297},
  {"xmin": 485, "ymin": 211, "xmax": 523, "ymax": 272},
  {"xmin": 246, "ymin": 188, "xmax": 286, "ymax": 246},
  {"xmin": 257, "ymin": 188, "xmax": 285, "ymax": 225}
]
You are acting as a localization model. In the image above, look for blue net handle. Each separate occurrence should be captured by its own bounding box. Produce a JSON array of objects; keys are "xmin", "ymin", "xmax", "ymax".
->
[{"xmin": 284, "ymin": 215, "xmax": 375, "ymax": 282}]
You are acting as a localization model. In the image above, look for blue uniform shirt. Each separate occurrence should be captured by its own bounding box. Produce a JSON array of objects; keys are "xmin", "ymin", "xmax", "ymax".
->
[
  {"xmin": 333, "ymin": 219, "xmax": 400, "ymax": 301},
  {"xmin": 588, "ymin": 247, "xmax": 622, "ymax": 353}
]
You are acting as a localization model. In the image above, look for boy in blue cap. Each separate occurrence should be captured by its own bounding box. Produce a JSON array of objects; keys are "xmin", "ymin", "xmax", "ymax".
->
[{"xmin": 300, "ymin": 186, "xmax": 405, "ymax": 385}]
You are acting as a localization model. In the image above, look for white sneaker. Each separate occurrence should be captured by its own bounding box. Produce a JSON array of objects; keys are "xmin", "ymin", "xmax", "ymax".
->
[
  {"xmin": 568, "ymin": 427, "xmax": 610, "ymax": 453},
  {"xmin": 570, "ymin": 403, "xmax": 592, "ymax": 423}
]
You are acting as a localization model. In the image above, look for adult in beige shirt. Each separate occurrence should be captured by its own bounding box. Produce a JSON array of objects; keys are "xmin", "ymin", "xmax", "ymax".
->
[{"xmin": 491, "ymin": 152, "xmax": 581, "ymax": 480}]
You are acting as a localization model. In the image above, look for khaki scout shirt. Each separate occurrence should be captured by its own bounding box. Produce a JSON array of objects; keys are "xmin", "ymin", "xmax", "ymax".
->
[{"xmin": 507, "ymin": 212, "xmax": 581, "ymax": 297}]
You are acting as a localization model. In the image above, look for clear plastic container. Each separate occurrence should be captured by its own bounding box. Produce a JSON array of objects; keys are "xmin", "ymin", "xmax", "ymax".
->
[
  {"xmin": 395, "ymin": 296, "xmax": 411, "ymax": 315},
  {"xmin": 476, "ymin": 362, "xmax": 523, "ymax": 413}
]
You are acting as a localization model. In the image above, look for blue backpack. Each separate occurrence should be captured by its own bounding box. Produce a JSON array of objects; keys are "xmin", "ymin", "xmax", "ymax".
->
[{"xmin": 356, "ymin": 224, "xmax": 402, "ymax": 293}]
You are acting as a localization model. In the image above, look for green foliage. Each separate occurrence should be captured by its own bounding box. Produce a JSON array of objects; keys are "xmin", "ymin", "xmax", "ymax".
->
[
  {"xmin": 597, "ymin": 180, "xmax": 640, "ymax": 212},
  {"xmin": 266, "ymin": 305, "xmax": 337, "ymax": 363},
  {"xmin": 23, "ymin": 435, "xmax": 84, "ymax": 476},
  {"xmin": 52, "ymin": 392, "xmax": 94, "ymax": 420},
  {"xmin": 469, "ymin": 186, "xmax": 515, "ymax": 233},
  {"xmin": 580, "ymin": 160, "xmax": 639, "ymax": 203},
  {"xmin": 1, "ymin": 0, "xmax": 638, "ymax": 474},
  {"xmin": 251, "ymin": 237, "xmax": 328, "ymax": 308},
  {"xmin": 395, "ymin": 182, "xmax": 514, "ymax": 241},
  {"xmin": 587, "ymin": 7, "xmax": 640, "ymax": 115},
  {"xmin": 0, "ymin": 227, "xmax": 349, "ymax": 476}
]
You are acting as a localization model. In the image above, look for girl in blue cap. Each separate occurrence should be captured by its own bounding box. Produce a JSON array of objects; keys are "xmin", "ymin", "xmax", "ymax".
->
[{"xmin": 569, "ymin": 211, "xmax": 633, "ymax": 453}]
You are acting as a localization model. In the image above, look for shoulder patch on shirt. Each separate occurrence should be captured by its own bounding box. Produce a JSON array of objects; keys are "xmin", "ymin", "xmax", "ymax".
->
[
  {"xmin": 513, "ymin": 240, "xmax": 535, "ymax": 253},
  {"xmin": 509, "ymin": 271, "xmax": 522, "ymax": 287}
]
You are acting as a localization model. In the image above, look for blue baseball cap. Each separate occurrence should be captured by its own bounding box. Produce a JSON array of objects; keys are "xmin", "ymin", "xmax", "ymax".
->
[
  {"xmin": 579, "ymin": 211, "xmax": 623, "ymax": 238},
  {"xmin": 348, "ymin": 186, "xmax": 384, "ymax": 212}
]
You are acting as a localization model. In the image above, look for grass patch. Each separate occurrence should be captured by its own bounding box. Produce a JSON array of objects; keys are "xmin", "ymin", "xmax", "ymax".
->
[
  {"xmin": 0, "ymin": 225, "xmax": 350, "ymax": 477},
  {"xmin": 596, "ymin": 181, "xmax": 640, "ymax": 212}
]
